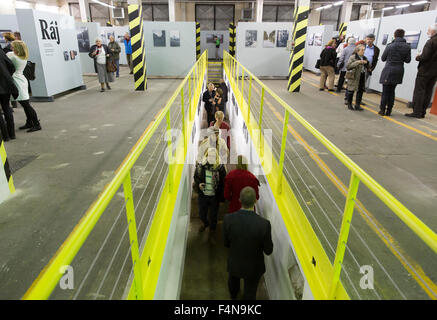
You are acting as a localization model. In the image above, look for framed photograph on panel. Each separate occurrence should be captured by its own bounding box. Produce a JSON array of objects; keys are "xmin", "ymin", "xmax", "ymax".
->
[
  {"xmin": 263, "ymin": 30, "xmax": 276, "ymax": 48},
  {"xmin": 153, "ymin": 30, "xmax": 166, "ymax": 47},
  {"xmin": 382, "ymin": 34, "xmax": 389, "ymax": 45},
  {"xmin": 404, "ymin": 31, "xmax": 421, "ymax": 50},
  {"xmin": 308, "ymin": 33, "xmax": 314, "ymax": 46},
  {"xmin": 314, "ymin": 33, "xmax": 322, "ymax": 46},
  {"xmin": 245, "ymin": 30, "xmax": 257, "ymax": 48}
]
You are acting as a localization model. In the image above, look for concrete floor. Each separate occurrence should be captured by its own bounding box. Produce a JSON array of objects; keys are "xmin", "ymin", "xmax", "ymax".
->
[{"xmin": 241, "ymin": 72, "xmax": 437, "ymax": 299}]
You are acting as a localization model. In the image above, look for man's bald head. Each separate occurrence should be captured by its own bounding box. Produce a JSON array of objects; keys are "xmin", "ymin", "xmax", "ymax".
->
[{"xmin": 240, "ymin": 186, "xmax": 256, "ymax": 209}]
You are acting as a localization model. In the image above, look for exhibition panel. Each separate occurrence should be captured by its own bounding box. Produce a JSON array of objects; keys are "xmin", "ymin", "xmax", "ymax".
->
[
  {"xmin": 16, "ymin": 9, "xmax": 84, "ymax": 100},
  {"xmin": 236, "ymin": 22, "xmax": 293, "ymax": 77},
  {"xmin": 303, "ymin": 25, "xmax": 334, "ymax": 74},
  {"xmin": 100, "ymin": 25, "xmax": 129, "ymax": 65},
  {"xmin": 200, "ymin": 30, "xmax": 229, "ymax": 60},
  {"xmin": 143, "ymin": 21, "xmax": 196, "ymax": 77},
  {"xmin": 75, "ymin": 22, "xmax": 100, "ymax": 74}
]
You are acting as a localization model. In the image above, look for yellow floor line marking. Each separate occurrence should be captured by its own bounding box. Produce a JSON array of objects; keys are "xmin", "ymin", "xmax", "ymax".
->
[
  {"xmin": 302, "ymin": 78, "xmax": 437, "ymax": 143},
  {"xmin": 250, "ymin": 84, "xmax": 437, "ymax": 299}
]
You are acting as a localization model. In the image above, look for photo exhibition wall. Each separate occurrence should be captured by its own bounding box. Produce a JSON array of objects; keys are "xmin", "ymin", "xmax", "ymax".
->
[
  {"xmin": 200, "ymin": 30, "xmax": 229, "ymax": 60},
  {"xmin": 16, "ymin": 9, "xmax": 84, "ymax": 100},
  {"xmin": 236, "ymin": 22, "xmax": 293, "ymax": 77},
  {"xmin": 75, "ymin": 21, "xmax": 100, "ymax": 74},
  {"xmin": 143, "ymin": 21, "xmax": 196, "ymax": 77},
  {"xmin": 303, "ymin": 25, "xmax": 334, "ymax": 74}
]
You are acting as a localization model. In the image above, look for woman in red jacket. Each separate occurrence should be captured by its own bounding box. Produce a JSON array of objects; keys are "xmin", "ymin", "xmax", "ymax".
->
[{"xmin": 224, "ymin": 155, "xmax": 260, "ymax": 213}]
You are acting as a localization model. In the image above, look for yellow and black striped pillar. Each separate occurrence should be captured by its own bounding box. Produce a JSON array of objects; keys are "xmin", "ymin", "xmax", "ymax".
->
[
  {"xmin": 196, "ymin": 22, "xmax": 201, "ymax": 60},
  {"xmin": 0, "ymin": 135, "xmax": 15, "ymax": 196},
  {"xmin": 128, "ymin": 4, "xmax": 147, "ymax": 90},
  {"xmin": 287, "ymin": 2, "xmax": 310, "ymax": 93},
  {"xmin": 339, "ymin": 22, "xmax": 348, "ymax": 37},
  {"xmin": 229, "ymin": 23, "xmax": 236, "ymax": 57}
]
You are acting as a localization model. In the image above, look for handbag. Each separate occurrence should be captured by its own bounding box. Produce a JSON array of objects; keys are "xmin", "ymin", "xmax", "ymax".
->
[
  {"xmin": 23, "ymin": 61, "xmax": 36, "ymax": 80},
  {"xmin": 315, "ymin": 59, "xmax": 321, "ymax": 69},
  {"xmin": 106, "ymin": 59, "xmax": 117, "ymax": 73}
]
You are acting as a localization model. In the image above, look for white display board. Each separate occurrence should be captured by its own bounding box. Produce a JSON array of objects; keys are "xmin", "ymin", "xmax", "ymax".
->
[
  {"xmin": 16, "ymin": 9, "xmax": 84, "ymax": 100},
  {"xmin": 367, "ymin": 11, "xmax": 437, "ymax": 101},
  {"xmin": 143, "ymin": 21, "xmax": 196, "ymax": 77},
  {"xmin": 345, "ymin": 18, "xmax": 380, "ymax": 44},
  {"xmin": 236, "ymin": 22, "xmax": 293, "ymax": 77},
  {"xmin": 200, "ymin": 31, "xmax": 229, "ymax": 60},
  {"xmin": 303, "ymin": 25, "xmax": 334, "ymax": 73}
]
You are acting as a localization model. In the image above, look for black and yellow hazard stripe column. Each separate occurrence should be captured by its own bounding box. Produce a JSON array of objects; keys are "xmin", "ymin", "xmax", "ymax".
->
[
  {"xmin": 128, "ymin": 4, "xmax": 147, "ymax": 90},
  {"xmin": 339, "ymin": 22, "xmax": 348, "ymax": 37},
  {"xmin": 0, "ymin": 135, "xmax": 15, "ymax": 196},
  {"xmin": 196, "ymin": 22, "xmax": 201, "ymax": 60},
  {"xmin": 287, "ymin": 1, "xmax": 310, "ymax": 93},
  {"xmin": 229, "ymin": 23, "xmax": 236, "ymax": 57}
]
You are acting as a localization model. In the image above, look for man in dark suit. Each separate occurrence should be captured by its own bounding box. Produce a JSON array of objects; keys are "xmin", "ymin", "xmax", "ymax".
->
[
  {"xmin": 0, "ymin": 48, "xmax": 18, "ymax": 141},
  {"xmin": 223, "ymin": 186, "xmax": 273, "ymax": 300},
  {"xmin": 405, "ymin": 24, "xmax": 437, "ymax": 118}
]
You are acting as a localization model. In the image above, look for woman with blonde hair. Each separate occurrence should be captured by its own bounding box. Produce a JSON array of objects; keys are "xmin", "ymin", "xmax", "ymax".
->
[
  {"xmin": 319, "ymin": 39, "xmax": 337, "ymax": 91},
  {"xmin": 7, "ymin": 40, "xmax": 41, "ymax": 132}
]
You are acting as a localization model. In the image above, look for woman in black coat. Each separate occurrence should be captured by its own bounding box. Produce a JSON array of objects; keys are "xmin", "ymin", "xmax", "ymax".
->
[
  {"xmin": 378, "ymin": 29, "xmax": 411, "ymax": 116},
  {"xmin": 319, "ymin": 39, "xmax": 337, "ymax": 91}
]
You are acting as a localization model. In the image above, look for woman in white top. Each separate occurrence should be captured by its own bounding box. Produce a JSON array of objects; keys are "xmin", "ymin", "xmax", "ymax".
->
[
  {"xmin": 88, "ymin": 38, "xmax": 114, "ymax": 92},
  {"xmin": 7, "ymin": 40, "xmax": 41, "ymax": 132}
]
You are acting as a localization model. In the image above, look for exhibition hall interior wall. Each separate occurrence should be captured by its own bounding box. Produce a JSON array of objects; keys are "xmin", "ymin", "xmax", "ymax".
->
[
  {"xmin": 100, "ymin": 25, "xmax": 129, "ymax": 65},
  {"xmin": 236, "ymin": 22, "xmax": 293, "ymax": 77},
  {"xmin": 76, "ymin": 22, "xmax": 100, "ymax": 74},
  {"xmin": 303, "ymin": 25, "xmax": 334, "ymax": 74},
  {"xmin": 200, "ymin": 30, "xmax": 229, "ymax": 60},
  {"xmin": 16, "ymin": 9, "xmax": 84, "ymax": 100},
  {"xmin": 143, "ymin": 21, "xmax": 196, "ymax": 77},
  {"xmin": 366, "ymin": 10, "xmax": 437, "ymax": 101}
]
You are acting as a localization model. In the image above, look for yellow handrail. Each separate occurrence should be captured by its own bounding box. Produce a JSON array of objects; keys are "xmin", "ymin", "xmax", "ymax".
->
[
  {"xmin": 223, "ymin": 50, "xmax": 437, "ymax": 299},
  {"xmin": 23, "ymin": 51, "xmax": 208, "ymax": 300}
]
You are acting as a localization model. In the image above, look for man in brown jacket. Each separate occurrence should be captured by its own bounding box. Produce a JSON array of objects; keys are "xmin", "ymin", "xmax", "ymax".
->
[{"xmin": 405, "ymin": 24, "xmax": 437, "ymax": 118}]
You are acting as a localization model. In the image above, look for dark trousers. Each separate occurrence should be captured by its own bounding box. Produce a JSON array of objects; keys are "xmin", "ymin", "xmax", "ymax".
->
[
  {"xmin": 412, "ymin": 75, "xmax": 437, "ymax": 116},
  {"xmin": 115, "ymin": 59, "xmax": 120, "ymax": 77},
  {"xmin": 337, "ymin": 71, "xmax": 346, "ymax": 91},
  {"xmin": 347, "ymin": 73, "xmax": 365, "ymax": 105},
  {"xmin": 19, "ymin": 100, "xmax": 39, "ymax": 125},
  {"xmin": 0, "ymin": 94, "xmax": 15, "ymax": 139},
  {"xmin": 228, "ymin": 274, "xmax": 262, "ymax": 300},
  {"xmin": 198, "ymin": 194, "xmax": 219, "ymax": 230},
  {"xmin": 126, "ymin": 54, "xmax": 133, "ymax": 72},
  {"xmin": 380, "ymin": 84, "xmax": 397, "ymax": 114}
]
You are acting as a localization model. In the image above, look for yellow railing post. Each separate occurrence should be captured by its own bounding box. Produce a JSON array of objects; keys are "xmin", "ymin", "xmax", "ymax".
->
[
  {"xmin": 328, "ymin": 173, "xmax": 360, "ymax": 299},
  {"xmin": 188, "ymin": 74, "xmax": 192, "ymax": 121},
  {"xmin": 181, "ymin": 87, "xmax": 186, "ymax": 156},
  {"xmin": 248, "ymin": 76, "xmax": 252, "ymax": 122},
  {"xmin": 277, "ymin": 110, "xmax": 289, "ymax": 194},
  {"xmin": 259, "ymin": 86, "xmax": 265, "ymax": 157},
  {"xmin": 123, "ymin": 171, "xmax": 144, "ymax": 300},
  {"xmin": 166, "ymin": 110, "xmax": 173, "ymax": 193}
]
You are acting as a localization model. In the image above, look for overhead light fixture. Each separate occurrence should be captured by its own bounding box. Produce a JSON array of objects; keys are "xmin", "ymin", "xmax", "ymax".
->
[
  {"xmin": 382, "ymin": 6, "xmax": 394, "ymax": 11},
  {"xmin": 412, "ymin": 1, "xmax": 428, "ymax": 5},
  {"xmin": 334, "ymin": 1, "xmax": 344, "ymax": 6},
  {"xmin": 396, "ymin": 4, "xmax": 410, "ymax": 9},
  {"xmin": 316, "ymin": 4, "xmax": 333, "ymax": 11},
  {"xmin": 92, "ymin": 0, "xmax": 115, "ymax": 9}
]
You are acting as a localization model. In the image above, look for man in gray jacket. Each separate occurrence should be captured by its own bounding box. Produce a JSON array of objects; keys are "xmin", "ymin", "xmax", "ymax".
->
[{"xmin": 337, "ymin": 37, "xmax": 356, "ymax": 98}]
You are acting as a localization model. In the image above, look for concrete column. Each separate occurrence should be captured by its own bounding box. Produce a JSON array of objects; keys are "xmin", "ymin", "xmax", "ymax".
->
[
  {"xmin": 78, "ymin": 0, "xmax": 88, "ymax": 22},
  {"xmin": 339, "ymin": 0, "xmax": 353, "ymax": 24},
  {"xmin": 169, "ymin": 0, "xmax": 175, "ymax": 22},
  {"xmin": 430, "ymin": 0, "xmax": 437, "ymax": 11},
  {"xmin": 256, "ymin": 0, "xmax": 263, "ymax": 23}
]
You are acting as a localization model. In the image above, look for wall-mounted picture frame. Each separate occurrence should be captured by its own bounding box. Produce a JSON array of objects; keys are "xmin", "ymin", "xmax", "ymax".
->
[
  {"xmin": 153, "ymin": 30, "xmax": 166, "ymax": 47},
  {"xmin": 263, "ymin": 30, "xmax": 276, "ymax": 48},
  {"xmin": 170, "ymin": 30, "xmax": 180, "ymax": 47},
  {"xmin": 276, "ymin": 30, "xmax": 289, "ymax": 48},
  {"xmin": 404, "ymin": 31, "xmax": 421, "ymax": 49},
  {"xmin": 245, "ymin": 30, "xmax": 257, "ymax": 48},
  {"xmin": 308, "ymin": 33, "xmax": 314, "ymax": 46},
  {"xmin": 382, "ymin": 34, "xmax": 389, "ymax": 45},
  {"xmin": 314, "ymin": 33, "xmax": 322, "ymax": 46}
]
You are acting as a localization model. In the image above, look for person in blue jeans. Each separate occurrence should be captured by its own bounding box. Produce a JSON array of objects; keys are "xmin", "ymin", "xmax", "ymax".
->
[{"xmin": 123, "ymin": 33, "xmax": 133, "ymax": 74}]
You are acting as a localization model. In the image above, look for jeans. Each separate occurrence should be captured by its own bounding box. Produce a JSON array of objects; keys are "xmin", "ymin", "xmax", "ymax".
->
[
  {"xmin": 115, "ymin": 59, "xmax": 120, "ymax": 77},
  {"xmin": 380, "ymin": 84, "xmax": 397, "ymax": 114},
  {"xmin": 198, "ymin": 194, "xmax": 219, "ymax": 230},
  {"xmin": 228, "ymin": 274, "xmax": 262, "ymax": 300},
  {"xmin": 0, "ymin": 94, "xmax": 15, "ymax": 139}
]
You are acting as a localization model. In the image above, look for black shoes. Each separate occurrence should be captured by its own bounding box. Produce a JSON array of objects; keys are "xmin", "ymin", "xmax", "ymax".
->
[
  {"xmin": 27, "ymin": 120, "xmax": 41, "ymax": 132},
  {"xmin": 355, "ymin": 105, "xmax": 364, "ymax": 111},
  {"xmin": 378, "ymin": 110, "xmax": 385, "ymax": 116},
  {"xmin": 385, "ymin": 110, "xmax": 392, "ymax": 116},
  {"xmin": 328, "ymin": 89, "xmax": 335, "ymax": 92},
  {"xmin": 100, "ymin": 88, "xmax": 105, "ymax": 92},
  {"xmin": 405, "ymin": 113, "xmax": 424, "ymax": 118},
  {"xmin": 347, "ymin": 103, "xmax": 354, "ymax": 110},
  {"xmin": 129, "ymin": 71, "xmax": 133, "ymax": 74},
  {"xmin": 106, "ymin": 83, "xmax": 111, "ymax": 90},
  {"xmin": 198, "ymin": 224, "xmax": 207, "ymax": 233},
  {"xmin": 319, "ymin": 88, "xmax": 324, "ymax": 91},
  {"xmin": 19, "ymin": 121, "xmax": 32, "ymax": 130}
]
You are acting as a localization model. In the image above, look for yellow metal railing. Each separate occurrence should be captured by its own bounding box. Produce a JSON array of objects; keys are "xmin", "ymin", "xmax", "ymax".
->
[
  {"xmin": 23, "ymin": 51, "xmax": 208, "ymax": 300},
  {"xmin": 223, "ymin": 51, "xmax": 437, "ymax": 299}
]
